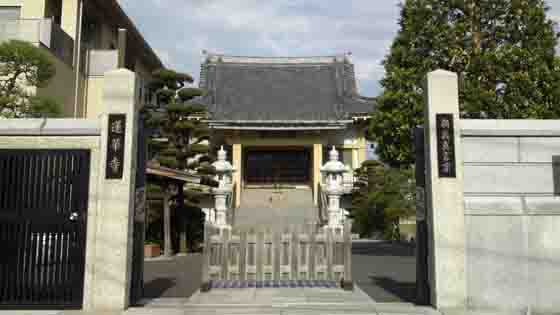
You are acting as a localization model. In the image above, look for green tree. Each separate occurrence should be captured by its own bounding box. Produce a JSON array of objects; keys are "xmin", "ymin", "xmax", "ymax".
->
[
  {"xmin": 349, "ymin": 160, "xmax": 415, "ymax": 240},
  {"xmin": 0, "ymin": 40, "xmax": 61, "ymax": 118},
  {"xmin": 369, "ymin": 0, "xmax": 560, "ymax": 166},
  {"xmin": 145, "ymin": 68, "xmax": 215, "ymax": 253}
]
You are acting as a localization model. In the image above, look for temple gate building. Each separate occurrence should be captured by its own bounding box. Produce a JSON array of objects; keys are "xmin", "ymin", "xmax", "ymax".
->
[{"xmin": 199, "ymin": 53, "xmax": 374, "ymax": 212}]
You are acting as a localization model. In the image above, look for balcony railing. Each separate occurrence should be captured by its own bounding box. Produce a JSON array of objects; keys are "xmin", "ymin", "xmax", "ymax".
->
[{"xmin": 0, "ymin": 19, "xmax": 74, "ymax": 67}]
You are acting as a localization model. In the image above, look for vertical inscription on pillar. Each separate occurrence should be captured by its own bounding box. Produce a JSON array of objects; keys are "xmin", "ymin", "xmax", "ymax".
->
[
  {"xmin": 436, "ymin": 113, "xmax": 456, "ymax": 178},
  {"xmin": 106, "ymin": 114, "xmax": 126, "ymax": 179}
]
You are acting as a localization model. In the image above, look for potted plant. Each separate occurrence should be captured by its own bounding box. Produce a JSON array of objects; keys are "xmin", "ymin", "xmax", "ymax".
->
[{"xmin": 144, "ymin": 239, "xmax": 161, "ymax": 258}]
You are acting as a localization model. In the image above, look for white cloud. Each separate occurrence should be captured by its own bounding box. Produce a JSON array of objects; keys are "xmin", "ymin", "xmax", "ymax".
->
[
  {"xmin": 118, "ymin": 0, "xmax": 560, "ymax": 97},
  {"xmin": 116, "ymin": 0, "xmax": 401, "ymax": 96}
]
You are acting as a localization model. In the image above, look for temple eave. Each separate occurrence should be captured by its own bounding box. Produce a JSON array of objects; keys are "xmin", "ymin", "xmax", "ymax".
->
[{"xmin": 208, "ymin": 120, "xmax": 352, "ymax": 130}]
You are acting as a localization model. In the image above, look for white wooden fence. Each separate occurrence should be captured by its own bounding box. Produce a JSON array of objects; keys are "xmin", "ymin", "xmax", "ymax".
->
[{"xmin": 201, "ymin": 222, "xmax": 353, "ymax": 291}]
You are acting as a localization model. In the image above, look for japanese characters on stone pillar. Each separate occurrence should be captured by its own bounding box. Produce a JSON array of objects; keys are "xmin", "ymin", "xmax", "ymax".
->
[
  {"xmin": 320, "ymin": 146, "xmax": 350, "ymax": 228},
  {"xmin": 423, "ymin": 69, "xmax": 466, "ymax": 310},
  {"xmin": 91, "ymin": 69, "xmax": 139, "ymax": 311},
  {"xmin": 211, "ymin": 146, "xmax": 236, "ymax": 227}
]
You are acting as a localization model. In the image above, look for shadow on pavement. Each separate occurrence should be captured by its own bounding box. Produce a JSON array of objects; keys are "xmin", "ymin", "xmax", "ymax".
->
[
  {"xmin": 144, "ymin": 277, "xmax": 177, "ymax": 298},
  {"xmin": 369, "ymin": 276, "xmax": 417, "ymax": 303},
  {"xmin": 352, "ymin": 240, "xmax": 417, "ymax": 303},
  {"xmin": 143, "ymin": 254, "xmax": 203, "ymax": 298}
]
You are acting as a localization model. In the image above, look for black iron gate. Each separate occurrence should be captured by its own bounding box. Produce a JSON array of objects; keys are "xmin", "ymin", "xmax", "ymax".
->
[
  {"xmin": 0, "ymin": 150, "xmax": 90, "ymax": 309},
  {"xmin": 414, "ymin": 127, "xmax": 431, "ymax": 306},
  {"xmin": 129, "ymin": 114, "xmax": 147, "ymax": 305}
]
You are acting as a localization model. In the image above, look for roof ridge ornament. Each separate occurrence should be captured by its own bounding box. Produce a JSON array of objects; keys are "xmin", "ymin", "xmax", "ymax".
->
[{"xmin": 203, "ymin": 54, "xmax": 351, "ymax": 65}]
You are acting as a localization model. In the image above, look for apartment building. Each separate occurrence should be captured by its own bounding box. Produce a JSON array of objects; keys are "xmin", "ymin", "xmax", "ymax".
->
[{"xmin": 0, "ymin": 0, "xmax": 163, "ymax": 118}]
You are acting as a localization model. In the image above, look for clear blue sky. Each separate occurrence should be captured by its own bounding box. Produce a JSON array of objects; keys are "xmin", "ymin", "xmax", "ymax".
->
[{"xmin": 118, "ymin": 0, "xmax": 560, "ymax": 97}]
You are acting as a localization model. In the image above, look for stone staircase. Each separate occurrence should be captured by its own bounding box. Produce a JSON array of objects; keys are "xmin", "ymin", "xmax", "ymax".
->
[{"xmin": 233, "ymin": 188, "xmax": 318, "ymax": 229}]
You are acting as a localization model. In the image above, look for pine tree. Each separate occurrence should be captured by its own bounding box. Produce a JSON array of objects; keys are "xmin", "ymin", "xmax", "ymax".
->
[
  {"xmin": 349, "ymin": 160, "xmax": 415, "ymax": 239},
  {"xmin": 0, "ymin": 40, "xmax": 62, "ymax": 118},
  {"xmin": 369, "ymin": 0, "xmax": 560, "ymax": 166},
  {"xmin": 145, "ymin": 68, "xmax": 215, "ymax": 254}
]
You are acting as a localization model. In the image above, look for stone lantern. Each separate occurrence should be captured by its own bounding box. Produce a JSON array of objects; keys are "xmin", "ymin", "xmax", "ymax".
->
[
  {"xmin": 210, "ymin": 146, "xmax": 236, "ymax": 227},
  {"xmin": 320, "ymin": 146, "xmax": 350, "ymax": 228},
  {"xmin": 212, "ymin": 146, "xmax": 235, "ymax": 188}
]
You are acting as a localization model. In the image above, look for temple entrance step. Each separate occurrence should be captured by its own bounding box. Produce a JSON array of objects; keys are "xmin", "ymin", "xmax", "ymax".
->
[
  {"xmin": 129, "ymin": 293, "xmax": 437, "ymax": 315},
  {"xmin": 235, "ymin": 188, "xmax": 317, "ymax": 228}
]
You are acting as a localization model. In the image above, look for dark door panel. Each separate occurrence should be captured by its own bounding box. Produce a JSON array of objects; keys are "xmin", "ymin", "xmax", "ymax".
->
[{"xmin": 244, "ymin": 149, "xmax": 311, "ymax": 184}]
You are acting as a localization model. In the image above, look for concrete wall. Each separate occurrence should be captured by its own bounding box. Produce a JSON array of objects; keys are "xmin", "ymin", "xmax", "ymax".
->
[
  {"xmin": 0, "ymin": 0, "xmax": 44, "ymax": 19},
  {"xmin": 36, "ymin": 47, "xmax": 77, "ymax": 116},
  {"xmin": 84, "ymin": 76, "xmax": 104, "ymax": 118},
  {"xmin": 461, "ymin": 120, "xmax": 560, "ymax": 314},
  {"xmin": 0, "ymin": 0, "xmax": 77, "ymax": 39},
  {"xmin": 60, "ymin": 0, "xmax": 78, "ymax": 39}
]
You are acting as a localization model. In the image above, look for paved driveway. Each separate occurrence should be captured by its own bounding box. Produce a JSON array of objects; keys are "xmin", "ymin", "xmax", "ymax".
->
[
  {"xmin": 143, "ymin": 254, "xmax": 202, "ymax": 298},
  {"xmin": 352, "ymin": 240, "xmax": 417, "ymax": 303}
]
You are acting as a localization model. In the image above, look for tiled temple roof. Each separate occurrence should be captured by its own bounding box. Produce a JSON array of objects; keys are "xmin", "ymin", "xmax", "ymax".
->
[{"xmin": 199, "ymin": 53, "xmax": 374, "ymax": 122}]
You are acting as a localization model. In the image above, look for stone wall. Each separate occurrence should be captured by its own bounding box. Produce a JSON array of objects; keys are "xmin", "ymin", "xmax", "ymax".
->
[
  {"xmin": 0, "ymin": 69, "xmax": 140, "ymax": 312},
  {"xmin": 461, "ymin": 120, "xmax": 560, "ymax": 314},
  {"xmin": 423, "ymin": 70, "xmax": 560, "ymax": 314}
]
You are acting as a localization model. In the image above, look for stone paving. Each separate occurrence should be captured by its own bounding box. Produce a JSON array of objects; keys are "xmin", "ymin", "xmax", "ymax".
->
[
  {"xmin": 0, "ymin": 307, "xmax": 515, "ymax": 315},
  {"xmin": 128, "ymin": 285, "xmax": 441, "ymax": 315}
]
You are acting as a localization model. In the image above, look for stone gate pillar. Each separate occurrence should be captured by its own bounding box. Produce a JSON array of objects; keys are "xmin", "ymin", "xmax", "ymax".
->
[
  {"xmin": 87, "ymin": 69, "xmax": 139, "ymax": 311},
  {"xmin": 423, "ymin": 70, "xmax": 466, "ymax": 310}
]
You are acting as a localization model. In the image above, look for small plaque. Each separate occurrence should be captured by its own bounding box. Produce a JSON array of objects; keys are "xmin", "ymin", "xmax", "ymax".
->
[
  {"xmin": 436, "ymin": 114, "xmax": 456, "ymax": 178},
  {"xmin": 106, "ymin": 114, "xmax": 126, "ymax": 179}
]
